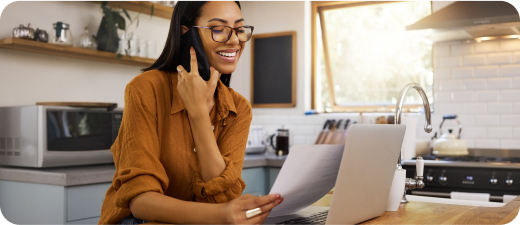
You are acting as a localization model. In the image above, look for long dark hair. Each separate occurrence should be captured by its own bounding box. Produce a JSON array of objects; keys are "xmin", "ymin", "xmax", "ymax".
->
[{"xmin": 143, "ymin": 1, "xmax": 241, "ymax": 87}]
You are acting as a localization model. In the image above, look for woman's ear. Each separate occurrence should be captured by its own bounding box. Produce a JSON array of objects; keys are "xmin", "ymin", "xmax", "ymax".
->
[{"xmin": 180, "ymin": 25, "xmax": 189, "ymax": 35}]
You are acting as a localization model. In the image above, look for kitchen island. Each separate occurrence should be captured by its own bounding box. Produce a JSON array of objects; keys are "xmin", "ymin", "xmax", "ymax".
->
[{"xmin": 0, "ymin": 153, "xmax": 285, "ymax": 224}]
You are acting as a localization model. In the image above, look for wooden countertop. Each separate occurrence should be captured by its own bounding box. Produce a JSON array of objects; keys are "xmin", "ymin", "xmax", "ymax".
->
[{"xmin": 311, "ymin": 194, "xmax": 520, "ymax": 224}]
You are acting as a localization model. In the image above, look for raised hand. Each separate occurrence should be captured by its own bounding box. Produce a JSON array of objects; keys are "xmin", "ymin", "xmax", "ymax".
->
[{"xmin": 177, "ymin": 47, "xmax": 221, "ymax": 117}]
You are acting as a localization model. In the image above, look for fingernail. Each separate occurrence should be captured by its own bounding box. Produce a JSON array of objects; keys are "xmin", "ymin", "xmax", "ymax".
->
[
  {"xmin": 190, "ymin": 46, "xmax": 194, "ymax": 51},
  {"xmin": 275, "ymin": 194, "xmax": 281, "ymax": 199},
  {"xmin": 210, "ymin": 66, "xmax": 214, "ymax": 70},
  {"xmin": 278, "ymin": 198, "xmax": 284, "ymax": 203}
]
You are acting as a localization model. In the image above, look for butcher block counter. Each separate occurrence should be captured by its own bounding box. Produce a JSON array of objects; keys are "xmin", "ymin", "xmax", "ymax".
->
[{"xmin": 311, "ymin": 193, "xmax": 520, "ymax": 224}]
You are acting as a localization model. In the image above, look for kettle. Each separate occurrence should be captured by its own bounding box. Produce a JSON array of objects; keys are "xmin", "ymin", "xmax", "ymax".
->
[{"xmin": 432, "ymin": 115, "xmax": 468, "ymax": 156}]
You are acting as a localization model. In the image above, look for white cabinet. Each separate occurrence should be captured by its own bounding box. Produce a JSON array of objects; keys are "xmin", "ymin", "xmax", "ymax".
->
[{"xmin": 0, "ymin": 180, "xmax": 110, "ymax": 224}]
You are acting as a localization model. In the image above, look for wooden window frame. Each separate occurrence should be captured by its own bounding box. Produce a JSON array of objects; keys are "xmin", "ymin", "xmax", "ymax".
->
[{"xmin": 311, "ymin": 1, "xmax": 432, "ymax": 113}]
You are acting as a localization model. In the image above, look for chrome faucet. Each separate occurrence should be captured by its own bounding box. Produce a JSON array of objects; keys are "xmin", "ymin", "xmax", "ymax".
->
[{"xmin": 394, "ymin": 82, "xmax": 433, "ymax": 203}]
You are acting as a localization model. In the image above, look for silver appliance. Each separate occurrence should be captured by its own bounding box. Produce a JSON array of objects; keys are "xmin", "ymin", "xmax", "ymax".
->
[
  {"xmin": 245, "ymin": 125, "xmax": 266, "ymax": 154},
  {"xmin": 407, "ymin": 1, "xmax": 520, "ymax": 42},
  {"xmin": 0, "ymin": 105, "xmax": 122, "ymax": 168}
]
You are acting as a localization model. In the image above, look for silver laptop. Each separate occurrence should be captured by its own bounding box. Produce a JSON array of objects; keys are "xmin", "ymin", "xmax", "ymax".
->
[{"xmin": 264, "ymin": 124, "xmax": 406, "ymax": 224}]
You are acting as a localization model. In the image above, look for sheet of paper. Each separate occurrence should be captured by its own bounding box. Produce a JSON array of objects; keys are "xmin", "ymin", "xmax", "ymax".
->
[{"xmin": 268, "ymin": 144, "xmax": 344, "ymax": 217}]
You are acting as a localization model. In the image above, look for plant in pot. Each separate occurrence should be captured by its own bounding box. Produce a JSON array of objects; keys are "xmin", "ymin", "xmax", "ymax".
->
[{"xmin": 95, "ymin": 2, "xmax": 127, "ymax": 53}]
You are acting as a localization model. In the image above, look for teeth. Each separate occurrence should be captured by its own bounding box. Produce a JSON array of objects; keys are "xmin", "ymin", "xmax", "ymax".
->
[{"xmin": 217, "ymin": 51, "xmax": 236, "ymax": 57}]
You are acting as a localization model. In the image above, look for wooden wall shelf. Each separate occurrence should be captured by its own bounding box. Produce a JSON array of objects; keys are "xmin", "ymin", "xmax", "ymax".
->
[
  {"xmin": 101, "ymin": 1, "xmax": 174, "ymax": 20},
  {"xmin": 0, "ymin": 38, "xmax": 155, "ymax": 67}
]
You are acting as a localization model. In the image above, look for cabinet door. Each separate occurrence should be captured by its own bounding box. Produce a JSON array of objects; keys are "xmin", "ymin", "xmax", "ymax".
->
[
  {"xmin": 66, "ymin": 182, "xmax": 111, "ymax": 222},
  {"xmin": 266, "ymin": 167, "xmax": 281, "ymax": 193},
  {"xmin": 241, "ymin": 167, "xmax": 266, "ymax": 196}
]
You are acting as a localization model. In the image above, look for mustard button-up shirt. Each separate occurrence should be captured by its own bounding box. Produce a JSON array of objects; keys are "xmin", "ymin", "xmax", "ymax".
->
[{"xmin": 99, "ymin": 69, "xmax": 251, "ymax": 224}]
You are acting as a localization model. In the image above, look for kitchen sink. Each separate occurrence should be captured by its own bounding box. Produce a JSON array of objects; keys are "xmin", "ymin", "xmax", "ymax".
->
[{"xmin": 406, "ymin": 195, "xmax": 506, "ymax": 207}]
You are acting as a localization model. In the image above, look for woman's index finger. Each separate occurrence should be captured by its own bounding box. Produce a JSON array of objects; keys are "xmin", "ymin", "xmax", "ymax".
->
[{"xmin": 190, "ymin": 46, "xmax": 198, "ymax": 74}]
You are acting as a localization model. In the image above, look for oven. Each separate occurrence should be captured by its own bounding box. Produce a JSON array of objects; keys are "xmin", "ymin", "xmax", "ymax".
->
[{"xmin": 402, "ymin": 150, "xmax": 520, "ymax": 203}]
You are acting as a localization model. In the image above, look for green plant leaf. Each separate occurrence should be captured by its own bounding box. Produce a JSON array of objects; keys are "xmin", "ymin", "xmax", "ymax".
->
[
  {"xmin": 115, "ymin": 12, "xmax": 126, "ymax": 30},
  {"xmin": 122, "ymin": 9, "xmax": 132, "ymax": 21},
  {"xmin": 101, "ymin": 1, "xmax": 108, "ymax": 7},
  {"xmin": 150, "ymin": 4, "xmax": 154, "ymax": 18},
  {"xmin": 136, "ymin": 18, "xmax": 139, "ymax": 28}
]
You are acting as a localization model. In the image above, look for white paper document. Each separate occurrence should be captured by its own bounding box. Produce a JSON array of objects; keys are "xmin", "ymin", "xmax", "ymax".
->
[{"xmin": 268, "ymin": 144, "xmax": 344, "ymax": 217}]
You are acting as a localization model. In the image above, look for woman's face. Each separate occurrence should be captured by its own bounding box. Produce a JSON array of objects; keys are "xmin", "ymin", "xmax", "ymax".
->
[{"xmin": 194, "ymin": 2, "xmax": 246, "ymax": 74}]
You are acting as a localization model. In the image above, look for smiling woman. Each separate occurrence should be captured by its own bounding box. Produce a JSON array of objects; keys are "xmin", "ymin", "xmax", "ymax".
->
[{"xmin": 98, "ymin": 2, "xmax": 282, "ymax": 225}]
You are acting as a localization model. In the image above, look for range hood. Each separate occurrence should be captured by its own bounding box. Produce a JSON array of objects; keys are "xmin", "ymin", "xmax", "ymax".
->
[{"xmin": 407, "ymin": 1, "xmax": 520, "ymax": 43}]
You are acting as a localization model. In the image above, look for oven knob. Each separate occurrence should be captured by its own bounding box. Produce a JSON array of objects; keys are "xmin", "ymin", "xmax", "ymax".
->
[
  {"xmin": 490, "ymin": 178, "xmax": 498, "ymax": 185},
  {"xmin": 426, "ymin": 175, "xmax": 434, "ymax": 183},
  {"xmin": 506, "ymin": 179, "xmax": 514, "ymax": 186},
  {"xmin": 439, "ymin": 176, "xmax": 448, "ymax": 184}
]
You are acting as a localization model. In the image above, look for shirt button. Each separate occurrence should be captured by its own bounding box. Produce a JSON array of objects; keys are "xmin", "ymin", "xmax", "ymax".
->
[
  {"xmin": 193, "ymin": 147, "xmax": 197, "ymax": 153},
  {"xmin": 212, "ymin": 126, "xmax": 215, "ymax": 130}
]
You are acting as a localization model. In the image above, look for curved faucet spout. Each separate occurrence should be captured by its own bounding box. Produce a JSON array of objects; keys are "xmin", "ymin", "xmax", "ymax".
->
[
  {"xmin": 395, "ymin": 83, "xmax": 432, "ymax": 169},
  {"xmin": 394, "ymin": 83, "xmax": 433, "ymax": 132}
]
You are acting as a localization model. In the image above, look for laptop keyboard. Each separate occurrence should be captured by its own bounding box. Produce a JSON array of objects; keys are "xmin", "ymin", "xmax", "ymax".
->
[{"xmin": 275, "ymin": 210, "xmax": 329, "ymax": 224}]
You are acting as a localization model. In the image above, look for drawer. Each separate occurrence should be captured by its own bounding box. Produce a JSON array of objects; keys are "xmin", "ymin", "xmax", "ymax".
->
[{"xmin": 66, "ymin": 182, "xmax": 111, "ymax": 222}]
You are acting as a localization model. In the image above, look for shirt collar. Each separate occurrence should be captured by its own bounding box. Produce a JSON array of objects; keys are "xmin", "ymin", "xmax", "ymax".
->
[{"xmin": 170, "ymin": 73, "xmax": 237, "ymax": 121}]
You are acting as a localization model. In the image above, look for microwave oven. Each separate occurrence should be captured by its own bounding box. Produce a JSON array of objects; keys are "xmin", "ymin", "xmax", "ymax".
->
[{"xmin": 0, "ymin": 105, "xmax": 122, "ymax": 168}]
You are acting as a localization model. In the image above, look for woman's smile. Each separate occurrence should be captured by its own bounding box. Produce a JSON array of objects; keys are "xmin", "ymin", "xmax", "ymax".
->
[{"xmin": 216, "ymin": 49, "xmax": 239, "ymax": 63}]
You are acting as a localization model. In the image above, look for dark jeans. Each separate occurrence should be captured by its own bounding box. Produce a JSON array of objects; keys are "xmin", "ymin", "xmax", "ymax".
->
[{"xmin": 119, "ymin": 215, "xmax": 149, "ymax": 225}]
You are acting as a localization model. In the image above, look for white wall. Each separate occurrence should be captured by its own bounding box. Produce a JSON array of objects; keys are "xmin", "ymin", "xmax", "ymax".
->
[
  {"xmin": 233, "ymin": 1, "xmax": 311, "ymax": 116},
  {"xmin": 0, "ymin": 1, "xmax": 170, "ymax": 107}
]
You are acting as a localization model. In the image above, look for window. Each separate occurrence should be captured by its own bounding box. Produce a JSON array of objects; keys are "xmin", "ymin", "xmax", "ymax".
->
[{"xmin": 312, "ymin": 1, "xmax": 433, "ymax": 112}]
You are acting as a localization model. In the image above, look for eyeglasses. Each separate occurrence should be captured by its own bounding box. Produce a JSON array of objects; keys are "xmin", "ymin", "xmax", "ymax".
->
[{"xmin": 192, "ymin": 25, "xmax": 254, "ymax": 43}]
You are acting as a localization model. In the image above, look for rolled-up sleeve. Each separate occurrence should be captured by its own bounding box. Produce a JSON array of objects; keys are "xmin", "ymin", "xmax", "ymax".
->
[
  {"xmin": 191, "ymin": 98, "xmax": 252, "ymax": 203},
  {"xmin": 111, "ymin": 83, "xmax": 169, "ymax": 209}
]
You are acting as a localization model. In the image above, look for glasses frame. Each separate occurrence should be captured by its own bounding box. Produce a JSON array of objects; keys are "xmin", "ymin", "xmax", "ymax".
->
[{"xmin": 192, "ymin": 25, "xmax": 255, "ymax": 43}]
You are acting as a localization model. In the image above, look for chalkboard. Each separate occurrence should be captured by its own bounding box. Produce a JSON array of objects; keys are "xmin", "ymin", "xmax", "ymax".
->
[{"xmin": 251, "ymin": 31, "xmax": 296, "ymax": 108}]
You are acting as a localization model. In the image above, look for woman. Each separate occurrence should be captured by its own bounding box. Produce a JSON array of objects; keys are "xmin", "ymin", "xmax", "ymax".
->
[{"xmin": 98, "ymin": 2, "xmax": 283, "ymax": 224}]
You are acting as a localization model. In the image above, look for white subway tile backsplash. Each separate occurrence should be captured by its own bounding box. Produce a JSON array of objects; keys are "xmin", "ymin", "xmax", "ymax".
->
[
  {"xmin": 435, "ymin": 92, "xmax": 452, "ymax": 103},
  {"xmin": 305, "ymin": 115, "xmax": 327, "ymax": 125},
  {"xmin": 434, "ymin": 68, "xmax": 450, "ymax": 79},
  {"xmin": 501, "ymin": 115, "xmax": 520, "ymax": 126},
  {"xmin": 288, "ymin": 115, "xmax": 306, "ymax": 125},
  {"xmin": 452, "ymin": 91, "xmax": 474, "ymax": 102},
  {"xmin": 434, "ymin": 103, "xmax": 464, "ymax": 114},
  {"xmin": 434, "ymin": 57, "xmax": 440, "ymax": 68},
  {"xmin": 488, "ymin": 127, "xmax": 512, "ymax": 138},
  {"xmin": 294, "ymin": 135, "xmax": 307, "ymax": 145},
  {"xmin": 451, "ymin": 67, "xmax": 473, "ymax": 79},
  {"xmin": 487, "ymin": 102, "xmax": 513, "ymax": 114},
  {"xmin": 514, "ymin": 52, "xmax": 520, "ymax": 63},
  {"xmin": 514, "ymin": 127, "xmax": 520, "ymax": 139},
  {"xmin": 487, "ymin": 52, "xmax": 512, "ymax": 65},
  {"xmin": 451, "ymin": 43, "xmax": 474, "ymax": 55},
  {"xmin": 475, "ymin": 139, "xmax": 499, "ymax": 148},
  {"xmin": 499, "ymin": 64, "xmax": 520, "ymax": 77},
  {"xmin": 464, "ymin": 103, "xmax": 487, "ymax": 114},
  {"xmin": 487, "ymin": 77, "xmax": 512, "ymax": 89},
  {"xmin": 462, "ymin": 127, "xmax": 487, "ymax": 138},
  {"xmin": 475, "ymin": 91, "xmax": 499, "ymax": 102},
  {"xmin": 475, "ymin": 41, "xmax": 498, "ymax": 53},
  {"xmin": 500, "ymin": 140, "xmax": 520, "ymax": 149},
  {"xmin": 434, "ymin": 45, "xmax": 450, "ymax": 56},
  {"xmin": 463, "ymin": 79, "xmax": 486, "ymax": 90},
  {"xmin": 457, "ymin": 115, "xmax": 475, "ymax": 126},
  {"xmin": 440, "ymin": 56, "xmax": 462, "ymax": 67},
  {"xmin": 512, "ymin": 77, "xmax": 520, "ymax": 89},
  {"xmin": 440, "ymin": 80, "xmax": 462, "ymax": 91},
  {"xmin": 295, "ymin": 125, "xmax": 316, "ymax": 135},
  {"xmin": 475, "ymin": 115, "xmax": 499, "ymax": 126},
  {"xmin": 499, "ymin": 39, "xmax": 520, "ymax": 52},
  {"xmin": 475, "ymin": 66, "xmax": 498, "ymax": 77},
  {"xmin": 463, "ymin": 54, "xmax": 486, "ymax": 66},
  {"xmin": 465, "ymin": 139, "xmax": 475, "ymax": 148},
  {"xmin": 515, "ymin": 103, "xmax": 520, "ymax": 113},
  {"xmin": 500, "ymin": 90, "xmax": 520, "ymax": 101},
  {"xmin": 267, "ymin": 115, "xmax": 290, "ymax": 125},
  {"xmin": 305, "ymin": 135, "xmax": 317, "ymax": 145}
]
